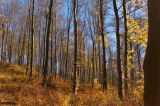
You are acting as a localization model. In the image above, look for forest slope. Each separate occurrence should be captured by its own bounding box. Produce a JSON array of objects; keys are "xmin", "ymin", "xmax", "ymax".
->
[{"xmin": 0, "ymin": 63, "xmax": 142, "ymax": 106}]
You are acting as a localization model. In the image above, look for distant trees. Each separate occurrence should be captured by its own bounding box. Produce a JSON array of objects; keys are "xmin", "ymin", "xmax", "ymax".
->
[{"xmin": 65, "ymin": 0, "xmax": 72, "ymax": 78}]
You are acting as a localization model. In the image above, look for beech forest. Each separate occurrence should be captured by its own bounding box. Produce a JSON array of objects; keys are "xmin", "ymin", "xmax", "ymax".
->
[{"xmin": 0, "ymin": 0, "xmax": 159, "ymax": 106}]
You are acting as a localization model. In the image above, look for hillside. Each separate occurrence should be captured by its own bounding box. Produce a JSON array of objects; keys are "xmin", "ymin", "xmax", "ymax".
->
[{"xmin": 0, "ymin": 63, "xmax": 143, "ymax": 106}]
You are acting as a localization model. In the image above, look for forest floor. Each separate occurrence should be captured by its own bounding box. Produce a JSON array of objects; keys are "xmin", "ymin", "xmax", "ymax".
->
[{"xmin": 0, "ymin": 63, "xmax": 143, "ymax": 106}]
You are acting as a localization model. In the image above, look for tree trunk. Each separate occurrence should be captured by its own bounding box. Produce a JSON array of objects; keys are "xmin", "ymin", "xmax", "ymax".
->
[
  {"xmin": 50, "ymin": 20, "xmax": 53, "ymax": 74},
  {"xmin": 73, "ymin": 0, "xmax": 78, "ymax": 95},
  {"xmin": 29, "ymin": 0, "xmax": 35, "ymax": 80},
  {"xmin": 43, "ymin": 0, "xmax": 53, "ymax": 84},
  {"xmin": 144, "ymin": 0, "xmax": 160, "ymax": 105},
  {"xmin": 92, "ymin": 42, "xmax": 95, "ymax": 88},
  {"xmin": 1, "ymin": 24, "xmax": 5, "ymax": 62},
  {"xmin": 122, "ymin": 0, "xmax": 128, "ymax": 94},
  {"xmin": 54, "ymin": 14, "xmax": 57, "ymax": 78},
  {"xmin": 99, "ymin": 0, "xmax": 107, "ymax": 90},
  {"xmin": 113, "ymin": 0, "xmax": 123, "ymax": 99}
]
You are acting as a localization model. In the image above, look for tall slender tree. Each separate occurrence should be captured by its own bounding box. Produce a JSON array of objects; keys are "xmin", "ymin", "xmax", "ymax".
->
[
  {"xmin": 113, "ymin": 0, "xmax": 123, "ymax": 99},
  {"xmin": 73, "ymin": 0, "xmax": 78, "ymax": 95},
  {"xmin": 43, "ymin": 0, "xmax": 53, "ymax": 84},
  {"xmin": 99, "ymin": 0, "xmax": 107, "ymax": 90},
  {"xmin": 29, "ymin": 0, "xmax": 35, "ymax": 80},
  {"xmin": 122, "ymin": 0, "xmax": 128, "ymax": 94}
]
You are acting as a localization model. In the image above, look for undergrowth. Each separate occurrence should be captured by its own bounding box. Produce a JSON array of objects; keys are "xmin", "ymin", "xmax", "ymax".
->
[{"xmin": 0, "ymin": 63, "xmax": 143, "ymax": 106}]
